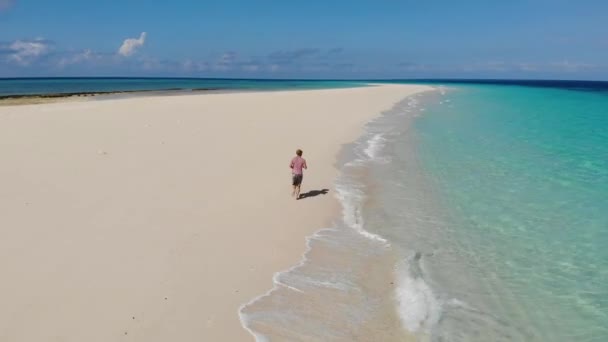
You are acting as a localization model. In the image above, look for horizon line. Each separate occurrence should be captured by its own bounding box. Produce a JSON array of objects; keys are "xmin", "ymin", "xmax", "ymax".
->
[{"xmin": 1, "ymin": 76, "xmax": 608, "ymax": 83}]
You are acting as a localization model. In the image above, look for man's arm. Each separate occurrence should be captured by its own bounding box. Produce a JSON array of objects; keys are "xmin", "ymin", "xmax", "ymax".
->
[{"xmin": 303, "ymin": 159, "xmax": 308, "ymax": 169}]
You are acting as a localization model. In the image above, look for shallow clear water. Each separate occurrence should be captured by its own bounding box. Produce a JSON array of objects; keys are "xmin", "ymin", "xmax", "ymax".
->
[{"xmin": 412, "ymin": 84, "xmax": 608, "ymax": 340}]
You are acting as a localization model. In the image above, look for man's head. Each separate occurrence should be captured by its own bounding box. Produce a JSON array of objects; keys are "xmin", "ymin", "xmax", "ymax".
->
[{"xmin": 296, "ymin": 149, "xmax": 303, "ymax": 156}]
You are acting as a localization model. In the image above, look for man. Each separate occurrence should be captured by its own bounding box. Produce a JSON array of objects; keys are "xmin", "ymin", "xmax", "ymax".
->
[{"xmin": 289, "ymin": 149, "xmax": 307, "ymax": 199}]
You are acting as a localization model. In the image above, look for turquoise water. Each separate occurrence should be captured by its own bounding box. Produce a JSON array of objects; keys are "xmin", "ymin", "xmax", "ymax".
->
[
  {"xmin": 0, "ymin": 77, "xmax": 363, "ymax": 97},
  {"xmin": 240, "ymin": 83, "xmax": 608, "ymax": 341},
  {"xmin": 412, "ymin": 85, "xmax": 608, "ymax": 340}
]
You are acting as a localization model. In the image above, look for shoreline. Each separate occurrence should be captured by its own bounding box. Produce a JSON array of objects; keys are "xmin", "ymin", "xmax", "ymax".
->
[
  {"xmin": 0, "ymin": 86, "xmax": 363, "ymax": 106},
  {"xmin": 0, "ymin": 88, "xmax": 215, "ymax": 99},
  {"xmin": 0, "ymin": 88, "xmax": 222, "ymax": 106},
  {"xmin": 0, "ymin": 84, "xmax": 431, "ymax": 341},
  {"xmin": 239, "ymin": 91, "xmax": 435, "ymax": 341}
]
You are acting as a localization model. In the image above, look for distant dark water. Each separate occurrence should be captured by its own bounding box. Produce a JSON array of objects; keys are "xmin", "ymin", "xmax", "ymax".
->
[
  {"xmin": 2, "ymin": 77, "xmax": 607, "ymax": 98},
  {"xmin": 0, "ymin": 77, "xmax": 365, "ymax": 98},
  {"xmin": 376, "ymin": 79, "xmax": 608, "ymax": 94}
]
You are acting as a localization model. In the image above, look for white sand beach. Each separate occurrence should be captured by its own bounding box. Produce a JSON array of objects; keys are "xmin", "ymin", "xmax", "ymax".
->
[{"xmin": 0, "ymin": 84, "xmax": 430, "ymax": 341}]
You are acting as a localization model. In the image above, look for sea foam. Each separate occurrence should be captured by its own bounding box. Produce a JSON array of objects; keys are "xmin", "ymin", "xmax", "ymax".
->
[{"xmin": 395, "ymin": 253, "xmax": 441, "ymax": 334}]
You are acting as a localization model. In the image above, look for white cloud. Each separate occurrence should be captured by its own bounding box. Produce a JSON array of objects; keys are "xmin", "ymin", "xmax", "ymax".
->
[
  {"xmin": 242, "ymin": 64, "xmax": 260, "ymax": 72},
  {"xmin": 57, "ymin": 49, "xmax": 102, "ymax": 67},
  {"xmin": 550, "ymin": 60, "xmax": 595, "ymax": 72},
  {"xmin": 517, "ymin": 63, "xmax": 538, "ymax": 71},
  {"xmin": 213, "ymin": 51, "xmax": 236, "ymax": 70},
  {"xmin": 458, "ymin": 60, "xmax": 601, "ymax": 74},
  {"xmin": 5, "ymin": 39, "xmax": 49, "ymax": 65},
  {"xmin": 219, "ymin": 52, "xmax": 236, "ymax": 64},
  {"xmin": 181, "ymin": 59, "xmax": 209, "ymax": 72},
  {"xmin": 118, "ymin": 32, "xmax": 146, "ymax": 57}
]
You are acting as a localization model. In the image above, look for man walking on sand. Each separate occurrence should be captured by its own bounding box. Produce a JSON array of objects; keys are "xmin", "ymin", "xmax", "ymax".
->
[{"xmin": 290, "ymin": 149, "xmax": 307, "ymax": 199}]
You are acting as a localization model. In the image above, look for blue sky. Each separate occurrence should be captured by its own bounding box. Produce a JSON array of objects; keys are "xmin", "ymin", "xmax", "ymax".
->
[{"xmin": 1, "ymin": 0, "xmax": 607, "ymax": 79}]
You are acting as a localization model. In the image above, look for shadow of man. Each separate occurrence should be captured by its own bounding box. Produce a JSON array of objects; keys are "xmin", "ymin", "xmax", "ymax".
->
[{"xmin": 298, "ymin": 189, "xmax": 330, "ymax": 200}]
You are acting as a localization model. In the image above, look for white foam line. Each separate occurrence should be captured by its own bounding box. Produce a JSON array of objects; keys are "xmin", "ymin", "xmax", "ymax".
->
[
  {"xmin": 275, "ymin": 279, "xmax": 304, "ymax": 293},
  {"xmin": 355, "ymin": 227, "xmax": 389, "ymax": 244},
  {"xmin": 363, "ymin": 133, "xmax": 386, "ymax": 159},
  {"xmin": 306, "ymin": 279, "xmax": 350, "ymax": 291},
  {"xmin": 335, "ymin": 176, "xmax": 390, "ymax": 245},
  {"xmin": 238, "ymin": 228, "xmax": 335, "ymax": 341}
]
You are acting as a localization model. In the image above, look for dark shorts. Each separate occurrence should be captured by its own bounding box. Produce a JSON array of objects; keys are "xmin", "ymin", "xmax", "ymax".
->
[{"xmin": 292, "ymin": 174, "xmax": 303, "ymax": 186}]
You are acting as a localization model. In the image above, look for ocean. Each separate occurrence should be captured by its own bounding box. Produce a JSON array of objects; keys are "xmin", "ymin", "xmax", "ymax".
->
[
  {"xmin": 241, "ymin": 80, "xmax": 608, "ymax": 341},
  {"xmin": 0, "ymin": 77, "xmax": 363, "ymax": 98}
]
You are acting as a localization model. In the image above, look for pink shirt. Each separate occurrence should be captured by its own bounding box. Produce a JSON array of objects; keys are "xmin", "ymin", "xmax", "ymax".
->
[{"xmin": 290, "ymin": 156, "xmax": 307, "ymax": 175}]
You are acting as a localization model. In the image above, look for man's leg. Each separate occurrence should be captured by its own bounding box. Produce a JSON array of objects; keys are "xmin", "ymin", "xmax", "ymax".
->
[
  {"xmin": 295, "ymin": 184, "xmax": 301, "ymax": 199},
  {"xmin": 292, "ymin": 185, "xmax": 296, "ymax": 196}
]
